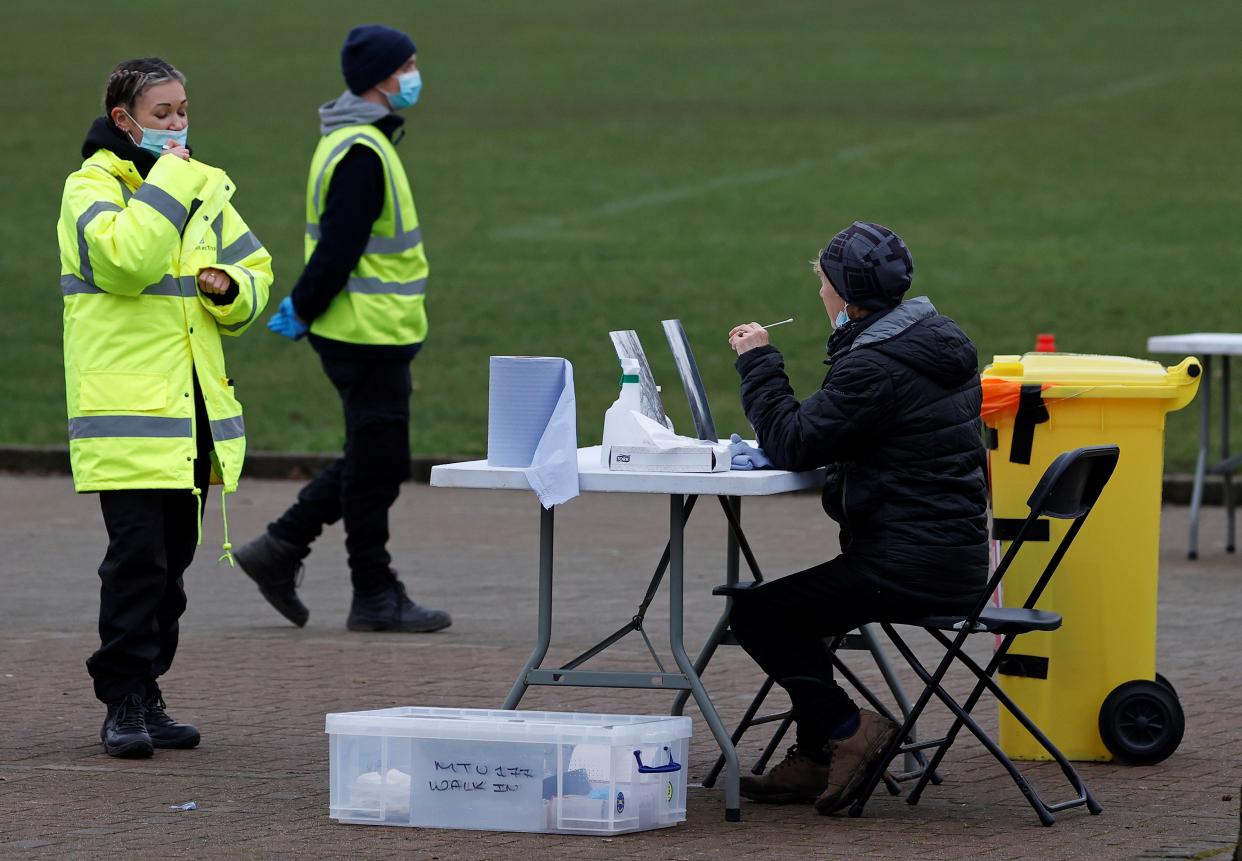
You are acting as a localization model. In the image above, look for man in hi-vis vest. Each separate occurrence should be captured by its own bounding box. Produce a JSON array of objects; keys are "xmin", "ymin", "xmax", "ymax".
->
[{"xmin": 236, "ymin": 25, "xmax": 450, "ymax": 634}]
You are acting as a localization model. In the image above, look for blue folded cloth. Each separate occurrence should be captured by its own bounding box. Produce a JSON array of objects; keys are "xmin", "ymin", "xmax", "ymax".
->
[{"xmin": 729, "ymin": 433, "xmax": 772, "ymax": 470}]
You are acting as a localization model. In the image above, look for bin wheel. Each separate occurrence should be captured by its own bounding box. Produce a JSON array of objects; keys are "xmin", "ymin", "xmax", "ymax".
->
[
  {"xmin": 1098, "ymin": 680, "xmax": 1184, "ymax": 766},
  {"xmin": 1154, "ymin": 673, "xmax": 1176, "ymax": 698}
]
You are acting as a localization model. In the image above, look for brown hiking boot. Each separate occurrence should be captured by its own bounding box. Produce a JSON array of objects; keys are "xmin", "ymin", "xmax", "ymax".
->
[
  {"xmin": 814, "ymin": 710, "xmax": 900, "ymax": 815},
  {"xmin": 739, "ymin": 745, "xmax": 833, "ymax": 804}
]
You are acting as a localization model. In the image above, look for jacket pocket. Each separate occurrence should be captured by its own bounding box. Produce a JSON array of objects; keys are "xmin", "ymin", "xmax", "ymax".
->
[{"xmin": 79, "ymin": 371, "xmax": 168, "ymax": 412}]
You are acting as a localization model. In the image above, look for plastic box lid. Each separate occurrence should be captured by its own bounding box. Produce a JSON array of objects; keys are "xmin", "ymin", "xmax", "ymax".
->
[{"xmin": 325, "ymin": 707, "xmax": 692, "ymax": 745}]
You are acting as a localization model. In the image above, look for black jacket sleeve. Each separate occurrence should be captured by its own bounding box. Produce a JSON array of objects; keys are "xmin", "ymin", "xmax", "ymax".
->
[
  {"xmin": 289, "ymin": 144, "xmax": 385, "ymax": 322},
  {"xmin": 736, "ymin": 344, "xmax": 895, "ymax": 472}
]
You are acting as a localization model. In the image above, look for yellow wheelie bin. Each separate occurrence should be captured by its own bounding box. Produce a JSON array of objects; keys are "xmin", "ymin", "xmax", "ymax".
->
[{"xmin": 980, "ymin": 353, "xmax": 1200, "ymax": 764}]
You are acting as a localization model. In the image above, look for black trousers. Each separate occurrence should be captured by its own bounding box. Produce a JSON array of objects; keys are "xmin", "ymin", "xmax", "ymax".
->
[
  {"xmin": 88, "ymin": 394, "xmax": 211, "ymax": 705},
  {"xmin": 728, "ymin": 555, "xmax": 950, "ymax": 750},
  {"xmin": 268, "ymin": 353, "xmax": 412, "ymax": 596}
]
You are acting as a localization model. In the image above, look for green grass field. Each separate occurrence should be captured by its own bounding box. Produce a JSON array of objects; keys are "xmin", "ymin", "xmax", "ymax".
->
[{"xmin": 3, "ymin": 0, "xmax": 1241, "ymax": 470}]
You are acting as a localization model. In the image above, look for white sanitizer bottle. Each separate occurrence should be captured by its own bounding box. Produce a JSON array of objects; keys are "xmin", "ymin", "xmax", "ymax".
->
[{"xmin": 601, "ymin": 358, "xmax": 643, "ymax": 467}]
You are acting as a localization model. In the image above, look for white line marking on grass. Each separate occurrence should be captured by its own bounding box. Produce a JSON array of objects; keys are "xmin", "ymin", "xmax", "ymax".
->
[
  {"xmin": 492, "ymin": 70, "xmax": 1182, "ymax": 241},
  {"xmin": 497, "ymin": 160, "xmax": 818, "ymax": 239}
]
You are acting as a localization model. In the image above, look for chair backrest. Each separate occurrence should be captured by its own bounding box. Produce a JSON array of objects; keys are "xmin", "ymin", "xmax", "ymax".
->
[
  {"xmin": 1025, "ymin": 445, "xmax": 1119, "ymax": 520},
  {"xmin": 970, "ymin": 445, "xmax": 1120, "ymax": 623}
]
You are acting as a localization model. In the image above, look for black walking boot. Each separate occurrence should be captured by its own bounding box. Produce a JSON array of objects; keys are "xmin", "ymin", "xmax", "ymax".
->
[
  {"xmin": 347, "ymin": 581, "xmax": 452, "ymax": 633},
  {"xmin": 144, "ymin": 695, "xmax": 201, "ymax": 749},
  {"xmin": 100, "ymin": 693, "xmax": 153, "ymax": 759},
  {"xmin": 233, "ymin": 531, "xmax": 310, "ymax": 627}
]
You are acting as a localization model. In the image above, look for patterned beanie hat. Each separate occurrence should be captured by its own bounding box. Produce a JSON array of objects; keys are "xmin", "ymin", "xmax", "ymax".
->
[{"xmin": 818, "ymin": 221, "xmax": 914, "ymax": 311}]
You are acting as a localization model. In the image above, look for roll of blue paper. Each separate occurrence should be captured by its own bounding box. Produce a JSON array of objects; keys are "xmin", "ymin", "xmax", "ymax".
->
[{"xmin": 487, "ymin": 356, "xmax": 571, "ymax": 468}]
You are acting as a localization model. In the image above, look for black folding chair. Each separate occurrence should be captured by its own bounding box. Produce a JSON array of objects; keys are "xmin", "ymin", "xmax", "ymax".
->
[{"xmin": 845, "ymin": 444, "xmax": 1119, "ymax": 826}]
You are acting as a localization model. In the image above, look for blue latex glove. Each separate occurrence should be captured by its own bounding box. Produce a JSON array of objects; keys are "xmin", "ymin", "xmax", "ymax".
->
[
  {"xmin": 267, "ymin": 296, "xmax": 308, "ymax": 340},
  {"xmin": 729, "ymin": 433, "xmax": 773, "ymax": 470}
]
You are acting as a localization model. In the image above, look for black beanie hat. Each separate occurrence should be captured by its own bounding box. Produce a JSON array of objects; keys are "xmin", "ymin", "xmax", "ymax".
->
[
  {"xmin": 341, "ymin": 24, "xmax": 417, "ymax": 95},
  {"xmin": 818, "ymin": 221, "xmax": 914, "ymax": 311}
]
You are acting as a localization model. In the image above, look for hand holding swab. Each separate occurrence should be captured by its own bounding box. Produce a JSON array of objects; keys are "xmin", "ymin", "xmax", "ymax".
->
[{"xmin": 728, "ymin": 318, "xmax": 791, "ymax": 355}]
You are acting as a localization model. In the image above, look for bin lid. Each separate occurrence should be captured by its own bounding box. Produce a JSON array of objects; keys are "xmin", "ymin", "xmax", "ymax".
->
[{"xmin": 983, "ymin": 352, "xmax": 1201, "ymax": 403}]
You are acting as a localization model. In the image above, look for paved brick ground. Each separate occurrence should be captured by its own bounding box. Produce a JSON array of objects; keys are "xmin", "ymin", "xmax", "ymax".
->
[{"xmin": 0, "ymin": 474, "xmax": 1238, "ymax": 859}]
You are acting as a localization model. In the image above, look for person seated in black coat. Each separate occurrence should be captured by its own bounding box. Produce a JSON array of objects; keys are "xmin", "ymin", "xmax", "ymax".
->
[{"xmin": 725, "ymin": 221, "xmax": 989, "ymax": 814}]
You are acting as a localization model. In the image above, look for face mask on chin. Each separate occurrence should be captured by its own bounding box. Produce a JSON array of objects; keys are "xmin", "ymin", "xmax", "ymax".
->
[{"xmin": 122, "ymin": 110, "xmax": 188, "ymax": 156}]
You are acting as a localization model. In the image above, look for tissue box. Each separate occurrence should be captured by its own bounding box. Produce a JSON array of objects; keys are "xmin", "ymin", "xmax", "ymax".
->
[{"xmin": 606, "ymin": 445, "xmax": 729, "ymax": 473}]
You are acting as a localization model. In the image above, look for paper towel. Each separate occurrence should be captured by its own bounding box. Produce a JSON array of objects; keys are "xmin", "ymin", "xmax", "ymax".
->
[{"xmin": 487, "ymin": 356, "xmax": 579, "ymax": 507}]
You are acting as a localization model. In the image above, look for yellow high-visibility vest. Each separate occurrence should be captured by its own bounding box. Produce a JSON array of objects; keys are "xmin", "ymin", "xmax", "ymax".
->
[
  {"xmin": 304, "ymin": 124, "xmax": 429, "ymax": 345},
  {"xmin": 57, "ymin": 147, "xmax": 272, "ymax": 493}
]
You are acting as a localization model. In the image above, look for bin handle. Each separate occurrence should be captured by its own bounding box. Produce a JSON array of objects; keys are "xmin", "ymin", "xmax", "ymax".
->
[{"xmin": 633, "ymin": 746, "xmax": 681, "ymax": 774}]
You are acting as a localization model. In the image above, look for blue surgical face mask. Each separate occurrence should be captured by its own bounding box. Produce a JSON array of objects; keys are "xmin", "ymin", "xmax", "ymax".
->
[
  {"xmin": 386, "ymin": 70, "xmax": 422, "ymax": 110},
  {"xmin": 833, "ymin": 309, "xmax": 851, "ymax": 329},
  {"xmin": 123, "ymin": 110, "xmax": 188, "ymax": 156}
]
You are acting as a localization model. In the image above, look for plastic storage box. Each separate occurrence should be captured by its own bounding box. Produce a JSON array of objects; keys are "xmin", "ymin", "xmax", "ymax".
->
[{"xmin": 326, "ymin": 707, "xmax": 692, "ymax": 834}]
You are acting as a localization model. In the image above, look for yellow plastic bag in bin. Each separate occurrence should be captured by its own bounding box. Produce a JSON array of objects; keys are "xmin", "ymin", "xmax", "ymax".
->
[{"xmin": 981, "ymin": 353, "xmax": 1200, "ymax": 763}]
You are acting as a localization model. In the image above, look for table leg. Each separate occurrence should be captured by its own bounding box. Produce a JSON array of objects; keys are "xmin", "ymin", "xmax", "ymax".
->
[
  {"xmin": 1222, "ymin": 356, "xmax": 1235, "ymax": 553},
  {"xmin": 1188, "ymin": 355, "xmax": 1211, "ymax": 560},
  {"xmin": 672, "ymin": 496, "xmax": 741, "ymax": 717},
  {"xmin": 504, "ymin": 505, "xmax": 555, "ymax": 710},
  {"xmin": 668, "ymin": 493, "xmax": 742, "ymax": 822},
  {"xmin": 726, "ymin": 495, "xmax": 741, "ymax": 586}
]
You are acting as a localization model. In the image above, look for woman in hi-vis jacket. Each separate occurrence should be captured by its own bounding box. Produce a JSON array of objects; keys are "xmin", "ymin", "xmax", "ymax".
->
[{"xmin": 56, "ymin": 56, "xmax": 271, "ymax": 758}]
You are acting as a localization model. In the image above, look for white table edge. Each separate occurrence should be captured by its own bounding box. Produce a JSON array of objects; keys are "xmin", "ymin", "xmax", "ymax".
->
[
  {"xmin": 1147, "ymin": 333, "xmax": 1242, "ymax": 354},
  {"xmin": 430, "ymin": 450, "xmax": 825, "ymax": 496}
]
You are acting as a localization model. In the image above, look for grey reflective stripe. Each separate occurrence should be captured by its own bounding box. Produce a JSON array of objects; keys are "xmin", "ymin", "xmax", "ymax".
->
[
  {"xmin": 209, "ymin": 415, "xmax": 245, "ymax": 441},
  {"xmin": 61, "ymin": 274, "xmax": 103, "ymax": 295},
  {"xmin": 68, "ymin": 415, "xmax": 192, "ymax": 439},
  {"xmin": 365, "ymin": 227, "xmax": 422, "ymax": 254},
  {"xmin": 63, "ymin": 274, "xmax": 196, "ymax": 297},
  {"xmin": 219, "ymin": 270, "xmax": 259, "ymax": 332},
  {"xmin": 306, "ymin": 223, "xmax": 422, "ymax": 254},
  {"xmin": 346, "ymin": 275, "xmax": 427, "ymax": 296},
  {"xmin": 311, "ymin": 132, "xmax": 405, "ymax": 233},
  {"xmin": 219, "ymin": 231, "xmax": 262, "ymax": 265},
  {"xmin": 76, "ymin": 201, "xmax": 123, "ymax": 284},
  {"xmin": 311, "ymin": 134, "xmax": 367, "ymax": 216},
  {"xmin": 212, "ymin": 215, "xmax": 224, "ymax": 254},
  {"xmin": 141, "ymin": 275, "xmax": 198, "ymax": 297},
  {"xmin": 132, "ymin": 182, "xmax": 188, "ymax": 231}
]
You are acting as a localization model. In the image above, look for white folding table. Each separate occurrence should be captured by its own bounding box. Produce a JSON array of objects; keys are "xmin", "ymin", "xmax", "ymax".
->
[
  {"xmin": 431, "ymin": 446, "xmax": 920, "ymax": 822},
  {"xmin": 1147, "ymin": 334, "xmax": 1242, "ymax": 558}
]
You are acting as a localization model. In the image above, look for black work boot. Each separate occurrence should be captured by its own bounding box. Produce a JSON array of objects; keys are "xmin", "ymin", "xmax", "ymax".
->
[
  {"xmin": 144, "ymin": 695, "xmax": 201, "ymax": 749},
  {"xmin": 347, "ymin": 581, "xmax": 452, "ymax": 633},
  {"xmin": 100, "ymin": 693, "xmax": 153, "ymax": 759},
  {"xmin": 233, "ymin": 531, "xmax": 309, "ymax": 627}
]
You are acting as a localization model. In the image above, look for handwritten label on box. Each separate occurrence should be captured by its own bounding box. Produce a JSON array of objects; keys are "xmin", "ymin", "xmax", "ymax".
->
[{"xmin": 410, "ymin": 739, "xmax": 549, "ymax": 830}]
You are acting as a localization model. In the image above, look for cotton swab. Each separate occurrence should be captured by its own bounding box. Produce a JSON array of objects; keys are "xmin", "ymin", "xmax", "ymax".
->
[{"xmin": 760, "ymin": 317, "xmax": 794, "ymax": 330}]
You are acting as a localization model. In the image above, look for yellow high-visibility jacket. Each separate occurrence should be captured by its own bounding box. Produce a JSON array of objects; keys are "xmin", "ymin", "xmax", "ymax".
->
[
  {"xmin": 305, "ymin": 124, "xmax": 428, "ymax": 345},
  {"xmin": 57, "ymin": 147, "xmax": 272, "ymax": 494}
]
